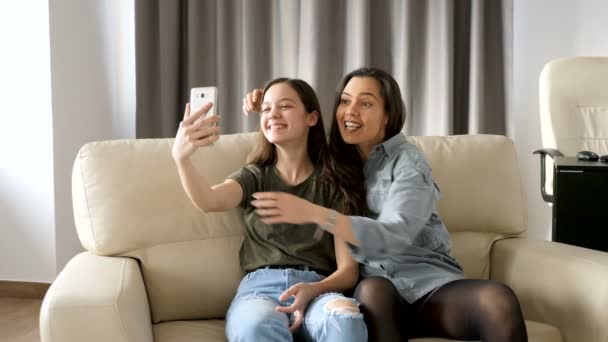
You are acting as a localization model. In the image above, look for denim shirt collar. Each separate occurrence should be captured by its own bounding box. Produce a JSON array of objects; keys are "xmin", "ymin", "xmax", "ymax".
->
[{"xmin": 369, "ymin": 133, "xmax": 406, "ymax": 160}]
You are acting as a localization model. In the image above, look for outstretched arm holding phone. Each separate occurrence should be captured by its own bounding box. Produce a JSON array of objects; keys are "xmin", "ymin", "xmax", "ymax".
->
[{"xmin": 172, "ymin": 102, "xmax": 243, "ymax": 212}]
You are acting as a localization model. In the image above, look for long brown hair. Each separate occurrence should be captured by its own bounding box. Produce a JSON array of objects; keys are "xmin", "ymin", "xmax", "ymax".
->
[
  {"xmin": 327, "ymin": 67, "xmax": 407, "ymax": 215},
  {"xmin": 247, "ymin": 78, "xmax": 328, "ymax": 169},
  {"xmin": 247, "ymin": 78, "xmax": 365, "ymax": 214}
]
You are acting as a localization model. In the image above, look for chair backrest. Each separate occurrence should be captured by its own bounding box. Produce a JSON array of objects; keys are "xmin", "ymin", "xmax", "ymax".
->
[
  {"xmin": 71, "ymin": 133, "xmax": 526, "ymax": 323},
  {"xmin": 539, "ymin": 57, "xmax": 608, "ymax": 193}
]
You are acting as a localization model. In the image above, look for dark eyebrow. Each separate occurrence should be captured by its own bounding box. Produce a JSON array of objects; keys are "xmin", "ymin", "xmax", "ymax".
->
[
  {"xmin": 341, "ymin": 91, "xmax": 378, "ymax": 100},
  {"xmin": 359, "ymin": 92, "xmax": 378, "ymax": 100},
  {"xmin": 262, "ymin": 98, "xmax": 296, "ymax": 105}
]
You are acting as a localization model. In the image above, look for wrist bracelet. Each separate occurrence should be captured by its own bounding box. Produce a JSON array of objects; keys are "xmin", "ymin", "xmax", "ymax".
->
[{"xmin": 321, "ymin": 209, "xmax": 338, "ymax": 232}]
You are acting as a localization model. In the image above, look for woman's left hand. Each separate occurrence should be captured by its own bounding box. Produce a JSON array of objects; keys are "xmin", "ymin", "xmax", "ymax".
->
[
  {"xmin": 252, "ymin": 192, "xmax": 318, "ymax": 225},
  {"xmin": 275, "ymin": 282, "xmax": 320, "ymax": 332}
]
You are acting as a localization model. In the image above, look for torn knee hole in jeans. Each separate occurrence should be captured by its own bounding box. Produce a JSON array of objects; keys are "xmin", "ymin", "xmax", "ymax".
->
[{"xmin": 323, "ymin": 298, "xmax": 361, "ymax": 316}]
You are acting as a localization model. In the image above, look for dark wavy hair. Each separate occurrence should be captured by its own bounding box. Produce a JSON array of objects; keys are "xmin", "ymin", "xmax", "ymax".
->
[{"xmin": 327, "ymin": 67, "xmax": 407, "ymax": 215}]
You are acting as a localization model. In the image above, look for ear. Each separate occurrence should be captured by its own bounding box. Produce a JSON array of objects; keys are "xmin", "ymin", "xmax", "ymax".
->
[
  {"xmin": 382, "ymin": 113, "xmax": 389, "ymax": 127},
  {"xmin": 307, "ymin": 111, "xmax": 319, "ymax": 127}
]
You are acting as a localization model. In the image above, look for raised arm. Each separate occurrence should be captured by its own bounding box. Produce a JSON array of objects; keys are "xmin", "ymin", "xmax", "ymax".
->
[
  {"xmin": 253, "ymin": 155, "xmax": 439, "ymax": 256},
  {"xmin": 318, "ymin": 156, "xmax": 439, "ymax": 256},
  {"xmin": 172, "ymin": 103, "xmax": 243, "ymax": 212}
]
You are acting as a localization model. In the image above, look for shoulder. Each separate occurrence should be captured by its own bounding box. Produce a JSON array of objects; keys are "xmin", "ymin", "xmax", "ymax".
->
[
  {"xmin": 387, "ymin": 135, "xmax": 428, "ymax": 168},
  {"xmin": 229, "ymin": 164, "xmax": 268, "ymax": 184},
  {"xmin": 240, "ymin": 164, "xmax": 271, "ymax": 178},
  {"xmin": 387, "ymin": 136, "xmax": 434, "ymax": 182}
]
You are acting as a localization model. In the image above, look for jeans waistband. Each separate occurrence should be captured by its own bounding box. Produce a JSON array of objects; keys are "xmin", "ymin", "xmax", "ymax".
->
[{"xmin": 251, "ymin": 265, "xmax": 331, "ymax": 276}]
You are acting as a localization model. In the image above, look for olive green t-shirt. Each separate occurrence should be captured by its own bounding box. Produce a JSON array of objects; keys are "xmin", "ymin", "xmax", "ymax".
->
[{"xmin": 227, "ymin": 164, "xmax": 338, "ymax": 274}]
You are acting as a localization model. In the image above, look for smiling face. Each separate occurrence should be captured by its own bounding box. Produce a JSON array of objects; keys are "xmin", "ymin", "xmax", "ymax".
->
[
  {"xmin": 260, "ymin": 83, "xmax": 318, "ymax": 145},
  {"xmin": 336, "ymin": 76, "xmax": 389, "ymax": 157}
]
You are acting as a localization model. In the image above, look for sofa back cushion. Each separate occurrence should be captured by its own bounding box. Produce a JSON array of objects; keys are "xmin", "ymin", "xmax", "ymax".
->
[
  {"xmin": 409, "ymin": 135, "xmax": 526, "ymax": 236},
  {"xmin": 72, "ymin": 133, "xmax": 526, "ymax": 322}
]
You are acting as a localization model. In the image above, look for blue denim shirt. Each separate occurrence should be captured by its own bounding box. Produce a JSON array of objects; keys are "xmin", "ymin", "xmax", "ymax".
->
[{"xmin": 348, "ymin": 133, "xmax": 464, "ymax": 303}]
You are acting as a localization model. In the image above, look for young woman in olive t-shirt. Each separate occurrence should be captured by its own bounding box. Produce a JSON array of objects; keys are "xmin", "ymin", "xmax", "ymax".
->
[{"xmin": 172, "ymin": 78, "xmax": 367, "ymax": 342}]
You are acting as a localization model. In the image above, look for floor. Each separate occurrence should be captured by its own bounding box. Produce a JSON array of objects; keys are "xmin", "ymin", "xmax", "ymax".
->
[{"xmin": 0, "ymin": 297, "xmax": 43, "ymax": 342}]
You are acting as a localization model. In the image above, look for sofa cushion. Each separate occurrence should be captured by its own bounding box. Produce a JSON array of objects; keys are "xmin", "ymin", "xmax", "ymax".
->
[
  {"xmin": 126, "ymin": 238, "xmax": 244, "ymax": 323},
  {"xmin": 72, "ymin": 133, "xmax": 258, "ymax": 256},
  {"xmin": 154, "ymin": 320, "xmax": 226, "ymax": 342},
  {"xmin": 409, "ymin": 135, "xmax": 526, "ymax": 236}
]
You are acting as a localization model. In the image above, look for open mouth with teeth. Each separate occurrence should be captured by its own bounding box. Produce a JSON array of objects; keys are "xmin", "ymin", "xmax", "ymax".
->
[
  {"xmin": 266, "ymin": 123, "xmax": 288, "ymax": 131},
  {"xmin": 344, "ymin": 120, "xmax": 362, "ymax": 132}
]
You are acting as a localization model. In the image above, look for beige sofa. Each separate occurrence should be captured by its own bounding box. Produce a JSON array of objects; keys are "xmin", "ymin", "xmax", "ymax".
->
[{"xmin": 40, "ymin": 133, "xmax": 608, "ymax": 342}]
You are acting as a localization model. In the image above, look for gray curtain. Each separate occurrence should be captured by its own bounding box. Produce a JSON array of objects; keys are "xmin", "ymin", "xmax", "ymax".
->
[{"xmin": 135, "ymin": 0, "xmax": 512, "ymax": 138}]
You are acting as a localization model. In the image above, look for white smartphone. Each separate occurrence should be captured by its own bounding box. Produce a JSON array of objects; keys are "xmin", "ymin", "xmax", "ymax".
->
[
  {"xmin": 190, "ymin": 86, "xmax": 218, "ymax": 146},
  {"xmin": 190, "ymin": 86, "xmax": 218, "ymax": 123}
]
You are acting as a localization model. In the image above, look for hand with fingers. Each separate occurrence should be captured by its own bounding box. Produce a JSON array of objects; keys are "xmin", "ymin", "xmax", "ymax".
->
[
  {"xmin": 275, "ymin": 282, "xmax": 320, "ymax": 333},
  {"xmin": 251, "ymin": 192, "xmax": 318, "ymax": 225},
  {"xmin": 242, "ymin": 88, "xmax": 264, "ymax": 115},
  {"xmin": 172, "ymin": 102, "xmax": 221, "ymax": 162}
]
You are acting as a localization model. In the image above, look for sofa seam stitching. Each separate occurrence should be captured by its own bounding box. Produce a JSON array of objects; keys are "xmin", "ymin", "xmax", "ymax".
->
[
  {"xmin": 78, "ymin": 150, "xmax": 98, "ymax": 250},
  {"xmin": 115, "ymin": 258, "xmax": 131, "ymax": 341},
  {"xmin": 121, "ymin": 233, "xmax": 244, "ymax": 255}
]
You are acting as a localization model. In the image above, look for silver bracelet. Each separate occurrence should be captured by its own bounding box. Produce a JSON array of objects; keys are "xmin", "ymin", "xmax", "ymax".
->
[{"xmin": 321, "ymin": 209, "xmax": 338, "ymax": 232}]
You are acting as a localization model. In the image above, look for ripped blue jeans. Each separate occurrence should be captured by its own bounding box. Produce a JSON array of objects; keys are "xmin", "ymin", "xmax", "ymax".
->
[{"xmin": 225, "ymin": 267, "xmax": 367, "ymax": 342}]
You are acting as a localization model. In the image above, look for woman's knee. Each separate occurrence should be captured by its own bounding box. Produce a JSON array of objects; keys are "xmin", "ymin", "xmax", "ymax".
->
[
  {"xmin": 324, "ymin": 298, "xmax": 361, "ymax": 314},
  {"xmin": 354, "ymin": 276, "xmax": 397, "ymax": 299},
  {"xmin": 318, "ymin": 297, "xmax": 367, "ymax": 342},
  {"xmin": 353, "ymin": 276, "xmax": 400, "ymax": 307},
  {"xmin": 476, "ymin": 281, "xmax": 523, "ymax": 319}
]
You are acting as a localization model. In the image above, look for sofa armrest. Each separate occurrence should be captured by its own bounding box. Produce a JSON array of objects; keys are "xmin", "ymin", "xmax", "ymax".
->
[
  {"xmin": 491, "ymin": 238, "xmax": 608, "ymax": 342},
  {"xmin": 40, "ymin": 252, "xmax": 153, "ymax": 342}
]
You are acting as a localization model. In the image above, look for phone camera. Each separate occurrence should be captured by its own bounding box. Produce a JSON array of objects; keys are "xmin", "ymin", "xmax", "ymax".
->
[{"xmin": 200, "ymin": 94, "xmax": 206, "ymax": 98}]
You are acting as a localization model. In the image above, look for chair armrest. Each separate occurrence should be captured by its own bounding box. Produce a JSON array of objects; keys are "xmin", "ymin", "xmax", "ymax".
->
[
  {"xmin": 532, "ymin": 148, "xmax": 564, "ymax": 159},
  {"xmin": 491, "ymin": 238, "xmax": 608, "ymax": 342},
  {"xmin": 532, "ymin": 148, "xmax": 564, "ymax": 203},
  {"xmin": 40, "ymin": 252, "xmax": 153, "ymax": 342}
]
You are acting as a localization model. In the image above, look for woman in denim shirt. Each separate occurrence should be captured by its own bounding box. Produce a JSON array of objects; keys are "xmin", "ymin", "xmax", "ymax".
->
[{"xmin": 247, "ymin": 68, "xmax": 527, "ymax": 341}]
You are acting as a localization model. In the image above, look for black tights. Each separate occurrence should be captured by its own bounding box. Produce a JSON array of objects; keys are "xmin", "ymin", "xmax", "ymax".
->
[{"xmin": 353, "ymin": 276, "xmax": 528, "ymax": 342}]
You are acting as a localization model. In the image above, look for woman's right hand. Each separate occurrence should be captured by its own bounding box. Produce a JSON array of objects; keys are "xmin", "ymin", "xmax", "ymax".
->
[
  {"xmin": 172, "ymin": 102, "xmax": 221, "ymax": 162},
  {"xmin": 242, "ymin": 88, "xmax": 263, "ymax": 115}
]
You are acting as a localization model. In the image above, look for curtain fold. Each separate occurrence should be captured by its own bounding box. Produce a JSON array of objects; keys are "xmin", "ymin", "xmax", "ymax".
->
[{"xmin": 135, "ymin": 0, "xmax": 512, "ymax": 138}]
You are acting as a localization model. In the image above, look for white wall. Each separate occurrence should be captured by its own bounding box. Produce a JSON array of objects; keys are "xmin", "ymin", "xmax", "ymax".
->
[
  {"xmin": 50, "ymin": 0, "xmax": 136, "ymax": 274},
  {"xmin": 0, "ymin": 2, "xmax": 56, "ymax": 282},
  {"xmin": 0, "ymin": 0, "xmax": 135, "ymax": 283},
  {"xmin": 512, "ymin": 0, "xmax": 608, "ymax": 240}
]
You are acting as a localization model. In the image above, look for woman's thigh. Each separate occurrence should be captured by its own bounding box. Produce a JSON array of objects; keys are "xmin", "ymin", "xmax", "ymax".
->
[
  {"xmin": 226, "ymin": 295, "xmax": 292, "ymax": 342},
  {"xmin": 226, "ymin": 268, "xmax": 326, "ymax": 341},
  {"xmin": 411, "ymin": 278, "xmax": 526, "ymax": 341}
]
